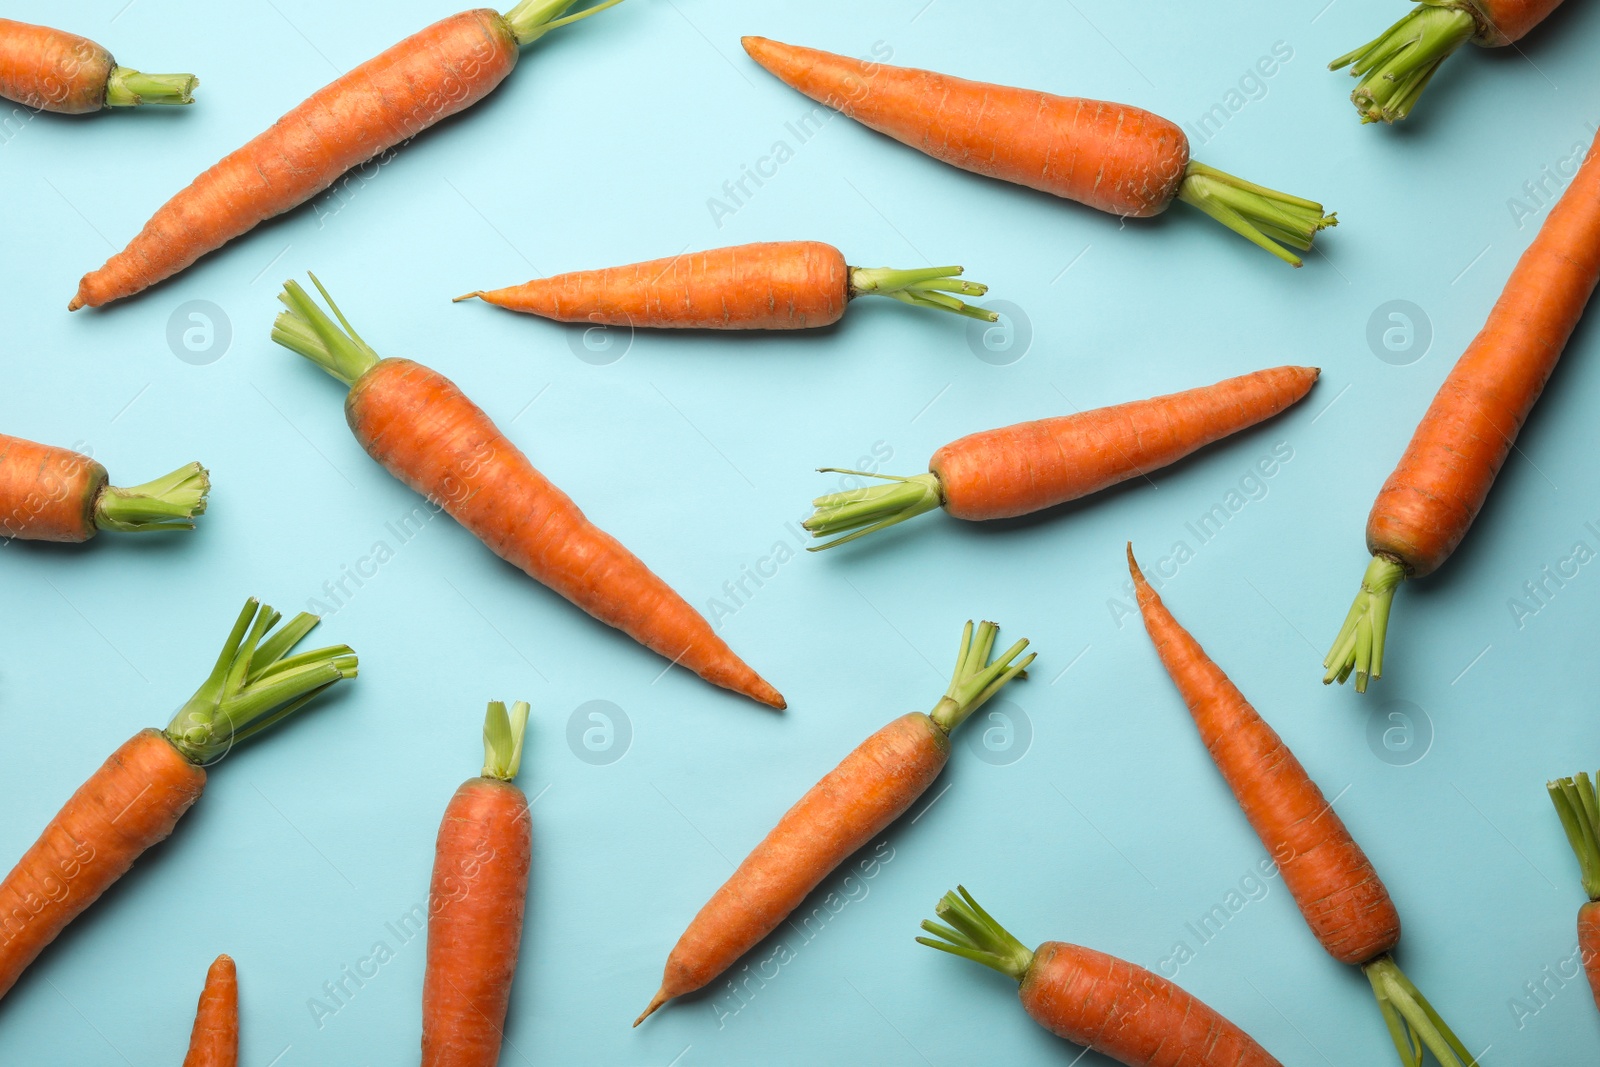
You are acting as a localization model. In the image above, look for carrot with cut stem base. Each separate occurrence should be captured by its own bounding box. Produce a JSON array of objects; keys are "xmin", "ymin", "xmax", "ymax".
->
[
  {"xmin": 0, "ymin": 18, "xmax": 195, "ymax": 114},
  {"xmin": 0, "ymin": 433, "xmax": 207, "ymax": 541},
  {"xmin": 1546, "ymin": 771, "xmax": 1600, "ymax": 1014},
  {"xmin": 181, "ymin": 954, "xmax": 238, "ymax": 1067}
]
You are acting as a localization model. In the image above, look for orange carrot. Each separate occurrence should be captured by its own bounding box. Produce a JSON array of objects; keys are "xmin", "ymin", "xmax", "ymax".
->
[
  {"xmin": 68, "ymin": 0, "xmax": 620, "ymax": 310},
  {"xmin": 1324, "ymin": 124, "xmax": 1600, "ymax": 692},
  {"xmin": 457, "ymin": 240, "xmax": 996, "ymax": 327},
  {"xmin": 422, "ymin": 701, "xmax": 533, "ymax": 1067},
  {"xmin": 741, "ymin": 37, "xmax": 1334, "ymax": 266},
  {"xmin": 918, "ymin": 886, "xmax": 1283, "ymax": 1067},
  {"xmin": 1547, "ymin": 772, "xmax": 1600, "ymax": 1014},
  {"xmin": 181, "ymin": 954, "xmax": 238, "ymax": 1067},
  {"xmin": 0, "ymin": 599, "xmax": 355, "ymax": 1001},
  {"xmin": 804, "ymin": 366, "xmax": 1318, "ymax": 549},
  {"xmin": 0, "ymin": 18, "xmax": 195, "ymax": 113},
  {"xmin": 272, "ymin": 274, "xmax": 782, "ymax": 709},
  {"xmin": 0, "ymin": 433, "xmax": 208, "ymax": 541},
  {"xmin": 1128, "ymin": 546, "xmax": 1476, "ymax": 1067},
  {"xmin": 636, "ymin": 621, "xmax": 1033, "ymax": 1024}
]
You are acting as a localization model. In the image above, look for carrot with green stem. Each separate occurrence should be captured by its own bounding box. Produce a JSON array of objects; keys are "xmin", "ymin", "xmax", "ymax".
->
[
  {"xmin": 180, "ymin": 954, "xmax": 238, "ymax": 1067},
  {"xmin": 456, "ymin": 240, "xmax": 997, "ymax": 328},
  {"xmin": 741, "ymin": 37, "xmax": 1335, "ymax": 267},
  {"xmin": 272, "ymin": 273, "xmax": 783, "ymax": 708},
  {"xmin": 0, "ymin": 433, "xmax": 208, "ymax": 541},
  {"xmin": 1128, "ymin": 546, "xmax": 1476, "ymax": 1067},
  {"xmin": 0, "ymin": 598, "xmax": 356, "ymax": 1001},
  {"xmin": 804, "ymin": 366, "xmax": 1317, "ymax": 549},
  {"xmin": 918, "ymin": 886, "xmax": 1283, "ymax": 1067},
  {"xmin": 1323, "ymin": 124, "xmax": 1600, "ymax": 693},
  {"xmin": 636, "ymin": 620, "xmax": 1033, "ymax": 1024},
  {"xmin": 0, "ymin": 18, "xmax": 196, "ymax": 113},
  {"xmin": 69, "ymin": 0, "xmax": 621, "ymax": 310},
  {"xmin": 1546, "ymin": 771, "xmax": 1600, "ymax": 1013}
]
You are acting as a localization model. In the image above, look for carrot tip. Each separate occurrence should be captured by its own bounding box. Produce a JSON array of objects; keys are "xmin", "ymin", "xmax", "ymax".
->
[
  {"xmin": 634, "ymin": 989, "xmax": 671, "ymax": 1027},
  {"xmin": 452, "ymin": 292, "xmax": 484, "ymax": 304}
]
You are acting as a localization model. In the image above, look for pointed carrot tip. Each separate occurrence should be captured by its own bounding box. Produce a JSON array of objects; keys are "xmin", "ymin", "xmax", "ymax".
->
[
  {"xmin": 67, "ymin": 295, "xmax": 85, "ymax": 312},
  {"xmin": 452, "ymin": 291, "xmax": 483, "ymax": 304},
  {"xmin": 635, "ymin": 989, "xmax": 670, "ymax": 1027}
]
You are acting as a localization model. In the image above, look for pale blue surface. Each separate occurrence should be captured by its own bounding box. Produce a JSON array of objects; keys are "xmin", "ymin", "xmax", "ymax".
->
[{"xmin": 2, "ymin": 0, "xmax": 1599, "ymax": 1063}]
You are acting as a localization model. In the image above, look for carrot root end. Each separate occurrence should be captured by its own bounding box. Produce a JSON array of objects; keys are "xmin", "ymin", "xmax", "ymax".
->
[
  {"xmin": 1322, "ymin": 555, "xmax": 1406, "ymax": 692},
  {"xmin": 634, "ymin": 988, "xmax": 670, "ymax": 1027}
]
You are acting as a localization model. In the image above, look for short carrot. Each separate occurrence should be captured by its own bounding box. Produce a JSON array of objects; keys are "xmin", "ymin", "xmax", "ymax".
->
[
  {"xmin": 0, "ymin": 598, "xmax": 356, "ymax": 1001},
  {"xmin": 918, "ymin": 886, "xmax": 1283, "ymax": 1067},
  {"xmin": 804, "ymin": 366, "xmax": 1318, "ymax": 549},
  {"xmin": 0, "ymin": 18, "xmax": 196, "ymax": 113},
  {"xmin": 272, "ymin": 274, "xmax": 782, "ymax": 708},
  {"xmin": 422, "ymin": 701, "xmax": 533, "ymax": 1067},
  {"xmin": 1546, "ymin": 771, "xmax": 1600, "ymax": 1015},
  {"xmin": 636, "ymin": 620, "xmax": 1033, "ymax": 1024},
  {"xmin": 741, "ymin": 37, "xmax": 1335, "ymax": 266},
  {"xmin": 1129, "ymin": 546, "xmax": 1476, "ymax": 1067},
  {"xmin": 181, "ymin": 954, "xmax": 238, "ymax": 1067},
  {"xmin": 1323, "ymin": 124, "xmax": 1600, "ymax": 693},
  {"xmin": 69, "ymin": 0, "xmax": 621, "ymax": 310},
  {"xmin": 456, "ymin": 240, "xmax": 997, "ymax": 327},
  {"xmin": 0, "ymin": 433, "xmax": 208, "ymax": 541}
]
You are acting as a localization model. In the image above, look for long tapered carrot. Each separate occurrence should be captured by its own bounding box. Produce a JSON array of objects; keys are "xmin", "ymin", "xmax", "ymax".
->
[
  {"xmin": 456, "ymin": 240, "xmax": 997, "ymax": 327},
  {"xmin": 68, "ymin": 0, "xmax": 620, "ymax": 311},
  {"xmin": 636, "ymin": 621, "xmax": 1033, "ymax": 1024},
  {"xmin": 1128, "ymin": 546, "xmax": 1476, "ymax": 1067},
  {"xmin": 741, "ymin": 37, "xmax": 1334, "ymax": 266},
  {"xmin": 271, "ymin": 274, "xmax": 782, "ymax": 708},
  {"xmin": 0, "ymin": 18, "xmax": 195, "ymax": 113},
  {"xmin": 181, "ymin": 954, "xmax": 238, "ymax": 1067},
  {"xmin": 918, "ymin": 886, "xmax": 1283, "ymax": 1067},
  {"xmin": 422, "ymin": 701, "xmax": 533, "ymax": 1067},
  {"xmin": 1324, "ymin": 125, "xmax": 1600, "ymax": 693},
  {"xmin": 0, "ymin": 599, "xmax": 356, "ymax": 1001},
  {"xmin": 1546, "ymin": 772, "xmax": 1600, "ymax": 1014},
  {"xmin": 804, "ymin": 366, "xmax": 1317, "ymax": 549},
  {"xmin": 0, "ymin": 433, "xmax": 208, "ymax": 541}
]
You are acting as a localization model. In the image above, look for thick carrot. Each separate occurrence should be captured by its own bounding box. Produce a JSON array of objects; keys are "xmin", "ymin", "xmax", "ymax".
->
[
  {"xmin": 918, "ymin": 886, "xmax": 1283, "ymax": 1067},
  {"xmin": 741, "ymin": 37, "xmax": 1334, "ymax": 266},
  {"xmin": 1128, "ymin": 546, "xmax": 1476, "ymax": 1067},
  {"xmin": 272, "ymin": 274, "xmax": 782, "ymax": 708},
  {"xmin": 0, "ymin": 18, "xmax": 195, "ymax": 113},
  {"xmin": 1331, "ymin": 0, "xmax": 1568, "ymax": 122},
  {"xmin": 456, "ymin": 240, "xmax": 996, "ymax": 327},
  {"xmin": 804, "ymin": 366, "xmax": 1318, "ymax": 549},
  {"xmin": 636, "ymin": 621, "xmax": 1034, "ymax": 1024},
  {"xmin": 0, "ymin": 599, "xmax": 355, "ymax": 1001},
  {"xmin": 1546, "ymin": 772, "xmax": 1600, "ymax": 1014},
  {"xmin": 0, "ymin": 433, "xmax": 208, "ymax": 541},
  {"xmin": 68, "ymin": 0, "xmax": 619, "ymax": 311},
  {"xmin": 422, "ymin": 701, "xmax": 533, "ymax": 1067},
  {"xmin": 181, "ymin": 954, "xmax": 238, "ymax": 1067},
  {"xmin": 1324, "ymin": 124, "xmax": 1600, "ymax": 692}
]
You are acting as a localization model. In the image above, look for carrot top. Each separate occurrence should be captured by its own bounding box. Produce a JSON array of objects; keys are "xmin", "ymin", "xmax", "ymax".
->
[
  {"xmin": 930, "ymin": 621, "xmax": 1035, "ymax": 734},
  {"xmin": 1323, "ymin": 555, "xmax": 1407, "ymax": 692},
  {"xmin": 1330, "ymin": 5, "xmax": 1477, "ymax": 124},
  {"xmin": 916, "ymin": 885, "xmax": 1035, "ymax": 982},
  {"xmin": 501, "ymin": 0, "xmax": 625, "ymax": 46},
  {"xmin": 271, "ymin": 274, "xmax": 381, "ymax": 386},
  {"xmin": 95, "ymin": 462, "xmax": 210, "ymax": 533},
  {"xmin": 804, "ymin": 470, "xmax": 943, "ymax": 550},
  {"xmin": 1549, "ymin": 772, "xmax": 1600, "ymax": 901},
  {"xmin": 849, "ymin": 265, "xmax": 997, "ymax": 321},
  {"xmin": 103, "ymin": 68, "xmax": 199, "ymax": 108},
  {"xmin": 1364, "ymin": 956, "xmax": 1479, "ymax": 1067},
  {"xmin": 163, "ymin": 598, "xmax": 359, "ymax": 765},
  {"xmin": 482, "ymin": 700, "xmax": 531, "ymax": 781},
  {"xmin": 1176, "ymin": 162, "xmax": 1337, "ymax": 268}
]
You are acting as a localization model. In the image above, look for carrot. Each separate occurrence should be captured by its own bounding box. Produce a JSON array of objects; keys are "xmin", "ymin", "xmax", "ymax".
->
[
  {"xmin": 918, "ymin": 886, "xmax": 1283, "ymax": 1067},
  {"xmin": 68, "ymin": 0, "xmax": 621, "ymax": 311},
  {"xmin": 804, "ymin": 366, "xmax": 1318, "ymax": 549},
  {"xmin": 1128, "ymin": 546, "xmax": 1476, "ymax": 1067},
  {"xmin": 271, "ymin": 274, "xmax": 783, "ymax": 709},
  {"xmin": 1331, "ymin": 0, "xmax": 1568, "ymax": 122},
  {"xmin": 181, "ymin": 954, "xmax": 238, "ymax": 1067},
  {"xmin": 741, "ymin": 37, "xmax": 1335, "ymax": 266},
  {"xmin": 635, "ymin": 621, "xmax": 1033, "ymax": 1024},
  {"xmin": 1546, "ymin": 772, "xmax": 1600, "ymax": 1014},
  {"xmin": 0, "ymin": 433, "xmax": 208, "ymax": 541},
  {"xmin": 422, "ymin": 701, "xmax": 533, "ymax": 1067},
  {"xmin": 0, "ymin": 18, "xmax": 196, "ymax": 114},
  {"xmin": 1323, "ymin": 124, "xmax": 1600, "ymax": 692},
  {"xmin": 456, "ymin": 240, "xmax": 997, "ymax": 327},
  {"xmin": 0, "ymin": 598, "xmax": 356, "ymax": 1001}
]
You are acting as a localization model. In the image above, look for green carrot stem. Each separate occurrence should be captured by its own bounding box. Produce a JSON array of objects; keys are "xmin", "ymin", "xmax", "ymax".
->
[
  {"xmin": 1549, "ymin": 772, "xmax": 1600, "ymax": 900},
  {"xmin": 1329, "ymin": 4, "xmax": 1477, "ymax": 124},
  {"xmin": 92, "ymin": 462, "xmax": 210, "ymax": 533},
  {"xmin": 103, "ymin": 68, "xmax": 199, "ymax": 107},
  {"xmin": 1176, "ymin": 161, "xmax": 1336, "ymax": 267},
  {"xmin": 272, "ymin": 274, "xmax": 382, "ymax": 385},
  {"xmin": 482, "ymin": 700, "xmax": 531, "ymax": 780},
  {"xmin": 803, "ymin": 469, "xmax": 944, "ymax": 550},
  {"xmin": 915, "ymin": 885, "xmax": 1036, "ymax": 982},
  {"xmin": 1363, "ymin": 955, "xmax": 1478, "ymax": 1067},
  {"xmin": 849, "ymin": 265, "xmax": 998, "ymax": 322},
  {"xmin": 927, "ymin": 621, "xmax": 1033, "ymax": 734},
  {"xmin": 501, "ymin": 0, "xmax": 625, "ymax": 46},
  {"xmin": 1323, "ymin": 555, "xmax": 1407, "ymax": 692}
]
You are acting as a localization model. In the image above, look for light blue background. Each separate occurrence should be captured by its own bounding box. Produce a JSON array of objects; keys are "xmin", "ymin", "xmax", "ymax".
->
[{"xmin": 2, "ymin": 0, "xmax": 1598, "ymax": 1063}]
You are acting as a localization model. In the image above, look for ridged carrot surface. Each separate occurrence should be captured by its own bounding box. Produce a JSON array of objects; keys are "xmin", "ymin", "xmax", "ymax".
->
[
  {"xmin": 1582, "ymin": 902, "xmax": 1600, "ymax": 1012},
  {"xmin": 0, "ymin": 433, "xmax": 104, "ymax": 541},
  {"xmin": 181, "ymin": 954, "xmax": 238, "ymax": 1067},
  {"xmin": 0, "ymin": 18, "xmax": 112, "ymax": 113},
  {"xmin": 1469, "ymin": 0, "xmax": 1565, "ymax": 44}
]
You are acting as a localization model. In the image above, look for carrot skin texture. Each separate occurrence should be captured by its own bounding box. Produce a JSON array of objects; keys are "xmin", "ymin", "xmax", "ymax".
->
[
  {"xmin": 933, "ymin": 366, "xmax": 1317, "ymax": 520},
  {"xmin": 1469, "ymin": 0, "xmax": 1566, "ymax": 44},
  {"xmin": 741, "ymin": 37, "xmax": 1188, "ymax": 218},
  {"xmin": 0, "ymin": 434, "xmax": 106, "ymax": 541},
  {"xmin": 476, "ymin": 241, "xmax": 851, "ymax": 330},
  {"xmin": 346, "ymin": 358, "xmax": 783, "ymax": 708},
  {"xmin": 0, "ymin": 19, "xmax": 114, "ymax": 114},
  {"xmin": 182, "ymin": 954, "xmax": 239, "ymax": 1067},
  {"xmin": 1581, "ymin": 900, "xmax": 1600, "ymax": 1014},
  {"xmin": 0, "ymin": 730, "xmax": 205, "ymax": 1000},
  {"xmin": 1019, "ymin": 942, "xmax": 1282, "ymax": 1067},
  {"xmin": 422, "ymin": 778, "xmax": 530, "ymax": 1067},
  {"xmin": 1129, "ymin": 554, "xmax": 1401, "ymax": 966},
  {"xmin": 71, "ymin": 10, "xmax": 518, "ymax": 310}
]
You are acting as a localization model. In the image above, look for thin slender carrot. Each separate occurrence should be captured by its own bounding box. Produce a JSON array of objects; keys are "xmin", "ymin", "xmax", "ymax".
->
[
  {"xmin": 181, "ymin": 954, "xmax": 238, "ymax": 1067},
  {"xmin": 0, "ymin": 18, "xmax": 195, "ymax": 114},
  {"xmin": 804, "ymin": 366, "xmax": 1318, "ymax": 549},
  {"xmin": 272, "ymin": 274, "xmax": 783, "ymax": 708},
  {"xmin": 1324, "ymin": 124, "xmax": 1600, "ymax": 692},
  {"xmin": 1546, "ymin": 772, "xmax": 1600, "ymax": 1014},
  {"xmin": 0, "ymin": 433, "xmax": 208, "ymax": 541}
]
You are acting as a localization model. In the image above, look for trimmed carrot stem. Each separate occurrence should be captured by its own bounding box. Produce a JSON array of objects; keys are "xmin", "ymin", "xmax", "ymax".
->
[
  {"xmin": 94, "ymin": 462, "xmax": 210, "ymax": 533},
  {"xmin": 1177, "ymin": 162, "xmax": 1337, "ymax": 268},
  {"xmin": 916, "ymin": 885, "xmax": 1035, "ymax": 980},
  {"xmin": 1322, "ymin": 555, "xmax": 1406, "ymax": 691},
  {"xmin": 104, "ymin": 67, "xmax": 198, "ymax": 107},
  {"xmin": 502, "ymin": 0, "xmax": 625, "ymax": 45},
  {"xmin": 1330, "ymin": 5, "xmax": 1477, "ymax": 123},
  {"xmin": 849, "ymin": 265, "xmax": 997, "ymax": 321},
  {"xmin": 1550, "ymin": 772, "xmax": 1600, "ymax": 899}
]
